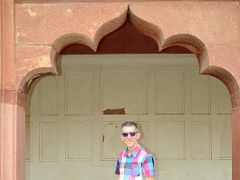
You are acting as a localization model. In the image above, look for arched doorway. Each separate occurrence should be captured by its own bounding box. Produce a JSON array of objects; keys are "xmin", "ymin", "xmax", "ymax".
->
[{"xmin": 25, "ymin": 19, "xmax": 233, "ymax": 180}]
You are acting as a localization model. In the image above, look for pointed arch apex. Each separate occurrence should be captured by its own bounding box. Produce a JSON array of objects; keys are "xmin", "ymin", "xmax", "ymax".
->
[
  {"xmin": 128, "ymin": 8, "xmax": 164, "ymax": 51},
  {"xmin": 93, "ymin": 6, "xmax": 128, "ymax": 49}
]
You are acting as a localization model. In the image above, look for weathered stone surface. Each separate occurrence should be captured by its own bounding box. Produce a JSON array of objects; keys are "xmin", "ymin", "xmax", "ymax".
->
[
  {"xmin": 15, "ymin": 3, "xmax": 128, "ymax": 49},
  {"xmin": 1, "ymin": 1, "xmax": 240, "ymax": 180},
  {"xmin": 15, "ymin": 45, "xmax": 57, "ymax": 92},
  {"xmin": 0, "ymin": 0, "xmax": 15, "ymax": 89},
  {"xmin": 0, "ymin": 92, "xmax": 26, "ymax": 180},
  {"xmin": 206, "ymin": 44, "xmax": 240, "ymax": 87},
  {"xmin": 129, "ymin": 2, "xmax": 240, "ymax": 45},
  {"xmin": 14, "ymin": 1, "xmax": 240, "ymax": 92},
  {"xmin": 0, "ymin": 89, "xmax": 26, "ymax": 107},
  {"xmin": 15, "ymin": 0, "xmax": 240, "ymax": 3}
]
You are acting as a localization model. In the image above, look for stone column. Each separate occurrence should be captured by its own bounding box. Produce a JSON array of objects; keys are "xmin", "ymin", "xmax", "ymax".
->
[
  {"xmin": 0, "ymin": 0, "xmax": 25, "ymax": 180},
  {"xmin": 0, "ymin": 91, "xmax": 26, "ymax": 180},
  {"xmin": 232, "ymin": 105, "xmax": 240, "ymax": 180}
]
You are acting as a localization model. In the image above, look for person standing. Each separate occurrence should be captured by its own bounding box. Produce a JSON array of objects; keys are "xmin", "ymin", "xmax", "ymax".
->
[{"xmin": 115, "ymin": 121, "xmax": 155, "ymax": 180}]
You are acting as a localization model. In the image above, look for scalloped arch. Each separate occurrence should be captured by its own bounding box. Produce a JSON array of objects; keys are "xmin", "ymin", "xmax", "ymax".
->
[
  {"xmin": 128, "ymin": 9, "xmax": 164, "ymax": 51},
  {"xmin": 161, "ymin": 33, "xmax": 209, "ymax": 72},
  {"xmin": 52, "ymin": 7, "xmax": 128, "ymax": 53},
  {"xmin": 162, "ymin": 34, "xmax": 206, "ymax": 54},
  {"xmin": 93, "ymin": 8, "xmax": 128, "ymax": 50},
  {"xmin": 52, "ymin": 33, "xmax": 95, "ymax": 53},
  {"xmin": 201, "ymin": 65, "xmax": 240, "ymax": 108},
  {"xmin": 19, "ymin": 7, "xmax": 239, "ymax": 108},
  {"xmin": 19, "ymin": 67, "xmax": 57, "ymax": 93}
]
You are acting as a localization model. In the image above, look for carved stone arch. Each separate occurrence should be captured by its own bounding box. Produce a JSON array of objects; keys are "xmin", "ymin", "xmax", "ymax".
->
[
  {"xmin": 202, "ymin": 65, "xmax": 240, "ymax": 109},
  {"xmin": 17, "ymin": 6, "xmax": 240, "ymax": 111},
  {"xmin": 162, "ymin": 34, "xmax": 206, "ymax": 55},
  {"xmin": 19, "ymin": 67, "xmax": 57, "ymax": 94},
  {"xmin": 161, "ymin": 33, "xmax": 239, "ymax": 109},
  {"xmin": 52, "ymin": 33, "xmax": 95, "ymax": 54},
  {"xmin": 5, "ymin": 3, "xmax": 239, "ymax": 180},
  {"xmin": 16, "ymin": 3, "xmax": 239, "ymax": 111},
  {"xmin": 16, "ymin": 46, "xmax": 57, "ymax": 93},
  {"xmin": 128, "ymin": 9, "xmax": 164, "ymax": 50},
  {"xmin": 161, "ymin": 33, "xmax": 208, "ymax": 70},
  {"xmin": 52, "ymin": 8, "xmax": 128, "ymax": 54},
  {"xmin": 93, "ymin": 8, "xmax": 128, "ymax": 50},
  {"xmin": 15, "ymin": 3, "xmax": 129, "ymax": 93}
]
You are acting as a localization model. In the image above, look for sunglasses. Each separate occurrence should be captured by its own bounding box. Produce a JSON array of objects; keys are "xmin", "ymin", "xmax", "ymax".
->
[{"xmin": 121, "ymin": 132, "xmax": 137, "ymax": 137}]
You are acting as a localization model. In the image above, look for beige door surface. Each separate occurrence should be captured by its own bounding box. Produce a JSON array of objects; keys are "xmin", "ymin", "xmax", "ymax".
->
[{"xmin": 26, "ymin": 54, "xmax": 232, "ymax": 180}]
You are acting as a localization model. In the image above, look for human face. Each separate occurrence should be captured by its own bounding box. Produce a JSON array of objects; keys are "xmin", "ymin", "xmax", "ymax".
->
[{"xmin": 121, "ymin": 126, "xmax": 140, "ymax": 149}]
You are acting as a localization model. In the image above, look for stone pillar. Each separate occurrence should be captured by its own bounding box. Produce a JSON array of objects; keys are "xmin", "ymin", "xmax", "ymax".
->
[
  {"xmin": 0, "ymin": 0, "xmax": 25, "ymax": 180},
  {"xmin": 232, "ymin": 105, "xmax": 240, "ymax": 180},
  {"xmin": 0, "ymin": 91, "xmax": 26, "ymax": 180},
  {"xmin": 0, "ymin": 0, "xmax": 14, "ymax": 89}
]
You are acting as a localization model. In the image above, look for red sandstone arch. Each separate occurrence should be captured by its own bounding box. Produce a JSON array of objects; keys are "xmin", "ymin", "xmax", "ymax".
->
[
  {"xmin": 202, "ymin": 66, "xmax": 240, "ymax": 108},
  {"xmin": 161, "ymin": 33, "xmax": 208, "ymax": 73},
  {"xmin": 17, "ymin": 46, "xmax": 57, "ymax": 93},
  {"xmin": 53, "ymin": 33, "xmax": 96, "ymax": 53},
  {"xmin": 53, "ymin": 8, "xmax": 128, "ymax": 53},
  {"xmin": 17, "ymin": 9, "xmax": 239, "ymax": 109},
  {"xmin": 6, "ymin": 3, "xmax": 239, "ymax": 180},
  {"xmin": 160, "ymin": 33, "xmax": 240, "ymax": 108},
  {"xmin": 11, "ymin": 3, "xmax": 240, "ymax": 180}
]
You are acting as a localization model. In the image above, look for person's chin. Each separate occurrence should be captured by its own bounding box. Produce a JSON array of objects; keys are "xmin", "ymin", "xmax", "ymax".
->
[{"xmin": 126, "ymin": 143, "xmax": 134, "ymax": 148}]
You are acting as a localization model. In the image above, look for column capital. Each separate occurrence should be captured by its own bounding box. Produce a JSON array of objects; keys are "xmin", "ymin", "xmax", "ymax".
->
[{"xmin": 0, "ymin": 89, "xmax": 26, "ymax": 108}]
